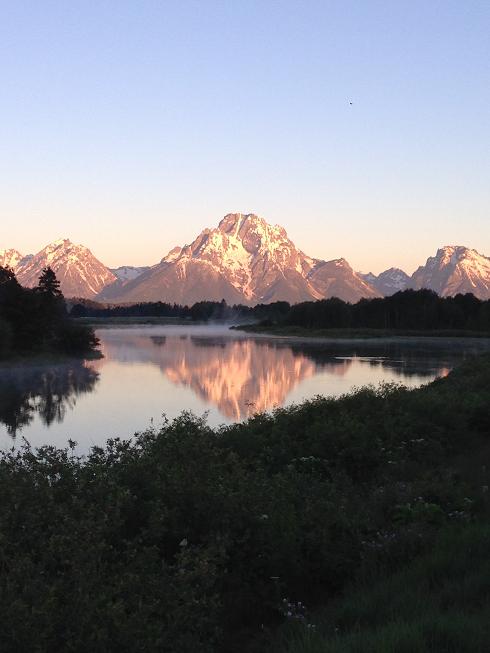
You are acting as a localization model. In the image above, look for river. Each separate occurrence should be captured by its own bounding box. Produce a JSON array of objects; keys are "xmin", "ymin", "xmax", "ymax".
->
[{"xmin": 1, "ymin": 324, "xmax": 489, "ymax": 451}]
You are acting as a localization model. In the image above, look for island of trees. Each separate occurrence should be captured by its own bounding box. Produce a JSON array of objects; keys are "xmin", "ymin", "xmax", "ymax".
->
[{"xmin": 0, "ymin": 265, "xmax": 99, "ymax": 358}]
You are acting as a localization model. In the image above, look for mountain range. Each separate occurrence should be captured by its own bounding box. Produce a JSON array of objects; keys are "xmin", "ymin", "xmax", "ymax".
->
[{"xmin": 2, "ymin": 214, "xmax": 490, "ymax": 303}]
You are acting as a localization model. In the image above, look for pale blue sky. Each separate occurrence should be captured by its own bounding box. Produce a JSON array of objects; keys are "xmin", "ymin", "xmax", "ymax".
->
[{"xmin": 1, "ymin": 1, "xmax": 489, "ymax": 273}]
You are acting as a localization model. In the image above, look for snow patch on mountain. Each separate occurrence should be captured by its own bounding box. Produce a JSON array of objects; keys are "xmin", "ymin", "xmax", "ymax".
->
[
  {"xmin": 361, "ymin": 267, "xmax": 411, "ymax": 296},
  {"xmin": 411, "ymin": 246, "xmax": 490, "ymax": 299},
  {"xmin": 0, "ymin": 249, "xmax": 24, "ymax": 270},
  {"xmin": 16, "ymin": 239, "xmax": 116, "ymax": 298},
  {"xmin": 111, "ymin": 266, "xmax": 150, "ymax": 282}
]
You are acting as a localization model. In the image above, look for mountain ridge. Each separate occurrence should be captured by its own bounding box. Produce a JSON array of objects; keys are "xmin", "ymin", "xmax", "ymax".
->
[
  {"xmin": 98, "ymin": 213, "xmax": 379, "ymax": 304},
  {"xmin": 2, "ymin": 217, "xmax": 490, "ymax": 302},
  {"xmin": 14, "ymin": 239, "xmax": 117, "ymax": 298}
]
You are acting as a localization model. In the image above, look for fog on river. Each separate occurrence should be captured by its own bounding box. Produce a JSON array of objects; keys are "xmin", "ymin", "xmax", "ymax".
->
[{"xmin": 1, "ymin": 325, "xmax": 489, "ymax": 452}]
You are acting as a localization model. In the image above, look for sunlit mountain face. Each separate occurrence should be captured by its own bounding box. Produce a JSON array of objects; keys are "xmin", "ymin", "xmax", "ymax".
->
[{"xmin": 97, "ymin": 327, "xmax": 457, "ymax": 421}]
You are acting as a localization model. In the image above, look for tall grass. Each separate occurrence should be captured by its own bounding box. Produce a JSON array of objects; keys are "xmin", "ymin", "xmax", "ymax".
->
[{"xmin": 277, "ymin": 523, "xmax": 490, "ymax": 653}]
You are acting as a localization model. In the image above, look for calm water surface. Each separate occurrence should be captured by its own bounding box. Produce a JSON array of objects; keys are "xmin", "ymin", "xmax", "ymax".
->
[{"xmin": 1, "ymin": 324, "xmax": 490, "ymax": 451}]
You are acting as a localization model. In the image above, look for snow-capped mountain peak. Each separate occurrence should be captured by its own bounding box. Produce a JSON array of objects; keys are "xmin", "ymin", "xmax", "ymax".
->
[
  {"xmin": 99, "ymin": 213, "xmax": 380, "ymax": 304},
  {"xmin": 15, "ymin": 239, "xmax": 116, "ymax": 298},
  {"xmin": 361, "ymin": 267, "xmax": 411, "ymax": 296},
  {"xmin": 110, "ymin": 266, "xmax": 150, "ymax": 282},
  {"xmin": 412, "ymin": 245, "xmax": 490, "ymax": 298},
  {"xmin": 6, "ymin": 223, "xmax": 490, "ymax": 305},
  {"xmin": 157, "ymin": 212, "xmax": 320, "ymax": 301},
  {"xmin": 0, "ymin": 248, "xmax": 24, "ymax": 270}
]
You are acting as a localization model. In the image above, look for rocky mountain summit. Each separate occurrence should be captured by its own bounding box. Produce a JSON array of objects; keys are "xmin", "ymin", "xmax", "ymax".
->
[
  {"xmin": 110, "ymin": 266, "xmax": 150, "ymax": 282},
  {"xmin": 99, "ymin": 213, "xmax": 379, "ymax": 304},
  {"xmin": 362, "ymin": 246, "xmax": 490, "ymax": 300},
  {"xmin": 15, "ymin": 239, "xmax": 116, "ymax": 298},
  {"xmin": 360, "ymin": 268, "xmax": 411, "ymax": 296},
  {"xmin": 0, "ymin": 248, "xmax": 26, "ymax": 270},
  {"xmin": 411, "ymin": 246, "xmax": 490, "ymax": 298}
]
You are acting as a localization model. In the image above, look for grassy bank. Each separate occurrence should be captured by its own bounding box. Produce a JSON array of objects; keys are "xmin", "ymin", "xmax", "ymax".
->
[
  {"xmin": 0, "ymin": 355, "xmax": 489, "ymax": 652},
  {"xmin": 232, "ymin": 324, "xmax": 490, "ymax": 339},
  {"xmin": 274, "ymin": 522, "xmax": 490, "ymax": 653}
]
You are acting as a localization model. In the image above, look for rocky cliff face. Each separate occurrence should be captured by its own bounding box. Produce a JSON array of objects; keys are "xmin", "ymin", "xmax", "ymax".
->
[
  {"xmin": 99, "ymin": 213, "xmax": 379, "ymax": 304},
  {"xmin": 411, "ymin": 246, "xmax": 490, "ymax": 299},
  {"xmin": 110, "ymin": 266, "xmax": 150, "ymax": 282},
  {"xmin": 309, "ymin": 259, "xmax": 380, "ymax": 303},
  {"xmin": 0, "ymin": 249, "xmax": 25, "ymax": 270},
  {"xmin": 360, "ymin": 267, "xmax": 411, "ymax": 296},
  {"xmin": 15, "ymin": 239, "xmax": 116, "ymax": 298}
]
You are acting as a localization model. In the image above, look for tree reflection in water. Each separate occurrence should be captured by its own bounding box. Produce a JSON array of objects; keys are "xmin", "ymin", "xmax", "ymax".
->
[{"xmin": 0, "ymin": 361, "xmax": 99, "ymax": 437}]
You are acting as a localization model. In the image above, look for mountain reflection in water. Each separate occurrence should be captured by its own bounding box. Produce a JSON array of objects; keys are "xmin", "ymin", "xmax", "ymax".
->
[
  {"xmin": 0, "ymin": 362, "xmax": 99, "ymax": 437},
  {"xmin": 2, "ymin": 326, "xmax": 490, "ymax": 446},
  {"xmin": 98, "ymin": 328, "xmax": 481, "ymax": 421}
]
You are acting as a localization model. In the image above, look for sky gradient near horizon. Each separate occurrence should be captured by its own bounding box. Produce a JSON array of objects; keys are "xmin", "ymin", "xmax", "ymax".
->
[{"xmin": 1, "ymin": 1, "xmax": 489, "ymax": 274}]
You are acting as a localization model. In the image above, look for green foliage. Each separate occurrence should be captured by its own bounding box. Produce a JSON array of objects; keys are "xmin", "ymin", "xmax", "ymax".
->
[
  {"xmin": 0, "ymin": 357, "xmax": 489, "ymax": 651},
  {"xmin": 275, "ymin": 524, "xmax": 490, "ymax": 653}
]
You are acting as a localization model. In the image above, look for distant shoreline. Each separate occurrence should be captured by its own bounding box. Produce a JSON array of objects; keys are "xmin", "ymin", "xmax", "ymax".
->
[
  {"xmin": 231, "ymin": 324, "xmax": 490, "ymax": 340},
  {"xmin": 74, "ymin": 316, "xmax": 192, "ymax": 328}
]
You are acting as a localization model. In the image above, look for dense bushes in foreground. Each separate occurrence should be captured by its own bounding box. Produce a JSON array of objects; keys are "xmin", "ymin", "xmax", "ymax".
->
[
  {"xmin": 0, "ymin": 265, "xmax": 99, "ymax": 358},
  {"xmin": 0, "ymin": 357, "xmax": 489, "ymax": 651},
  {"xmin": 276, "ymin": 523, "xmax": 490, "ymax": 653}
]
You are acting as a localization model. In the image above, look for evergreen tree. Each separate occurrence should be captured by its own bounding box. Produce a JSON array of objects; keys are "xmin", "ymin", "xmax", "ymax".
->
[
  {"xmin": 37, "ymin": 267, "xmax": 62, "ymax": 297},
  {"xmin": 0, "ymin": 266, "xmax": 19, "ymax": 287}
]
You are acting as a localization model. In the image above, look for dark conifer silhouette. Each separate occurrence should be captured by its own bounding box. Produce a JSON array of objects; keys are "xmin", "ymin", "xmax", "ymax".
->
[
  {"xmin": 0, "ymin": 266, "xmax": 19, "ymax": 286},
  {"xmin": 0, "ymin": 265, "xmax": 99, "ymax": 358},
  {"xmin": 37, "ymin": 267, "xmax": 62, "ymax": 297}
]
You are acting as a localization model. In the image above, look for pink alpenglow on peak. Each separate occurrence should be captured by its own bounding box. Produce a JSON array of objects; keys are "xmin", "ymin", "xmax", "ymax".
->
[
  {"xmin": 99, "ymin": 213, "xmax": 381, "ymax": 304},
  {"xmin": 0, "ymin": 248, "xmax": 25, "ymax": 270},
  {"xmin": 15, "ymin": 239, "xmax": 117, "ymax": 298},
  {"xmin": 411, "ymin": 246, "xmax": 490, "ymax": 298},
  {"xmin": 3, "ymin": 218, "xmax": 490, "ymax": 303}
]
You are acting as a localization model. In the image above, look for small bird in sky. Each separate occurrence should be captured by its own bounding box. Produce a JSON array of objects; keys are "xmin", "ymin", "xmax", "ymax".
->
[{"xmin": 349, "ymin": 100, "xmax": 353, "ymax": 105}]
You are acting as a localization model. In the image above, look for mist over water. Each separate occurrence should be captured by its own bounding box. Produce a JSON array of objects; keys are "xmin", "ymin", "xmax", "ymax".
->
[{"xmin": 1, "ymin": 325, "xmax": 489, "ymax": 452}]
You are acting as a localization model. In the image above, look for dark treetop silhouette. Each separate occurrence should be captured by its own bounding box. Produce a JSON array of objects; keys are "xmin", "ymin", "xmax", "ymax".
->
[{"xmin": 0, "ymin": 265, "xmax": 99, "ymax": 358}]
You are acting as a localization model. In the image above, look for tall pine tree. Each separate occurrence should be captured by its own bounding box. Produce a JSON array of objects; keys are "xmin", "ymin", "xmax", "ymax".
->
[{"xmin": 37, "ymin": 267, "xmax": 62, "ymax": 297}]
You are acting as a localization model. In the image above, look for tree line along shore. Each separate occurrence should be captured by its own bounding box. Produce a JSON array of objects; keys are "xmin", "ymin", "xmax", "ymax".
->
[
  {"xmin": 0, "ymin": 265, "xmax": 98, "ymax": 359},
  {"xmin": 69, "ymin": 289, "xmax": 490, "ymax": 335}
]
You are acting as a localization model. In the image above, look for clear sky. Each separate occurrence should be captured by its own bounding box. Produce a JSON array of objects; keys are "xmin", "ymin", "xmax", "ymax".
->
[{"xmin": 1, "ymin": 0, "xmax": 489, "ymax": 273}]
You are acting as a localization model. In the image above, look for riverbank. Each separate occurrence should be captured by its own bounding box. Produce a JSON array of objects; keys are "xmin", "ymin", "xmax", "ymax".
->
[
  {"xmin": 232, "ymin": 324, "xmax": 490, "ymax": 339},
  {"xmin": 273, "ymin": 521, "xmax": 490, "ymax": 653}
]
